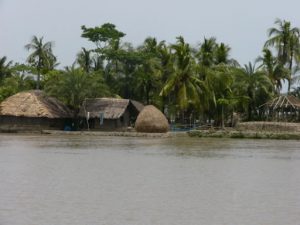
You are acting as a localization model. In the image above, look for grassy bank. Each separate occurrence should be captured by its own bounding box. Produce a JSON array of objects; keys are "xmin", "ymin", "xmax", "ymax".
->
[
  {"xmin": 188, "ymin": 130, "xmax": 300, "ymax": 140},
  {"xmin": 41, "ymin": 130, "xmax": 177, "ymax": 138}
]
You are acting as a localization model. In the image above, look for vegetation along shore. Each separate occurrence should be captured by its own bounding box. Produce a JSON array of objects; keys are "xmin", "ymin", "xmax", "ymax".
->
[{"xmin": 1, "ymin": 19, "xmax": 300, "ymax": 133}]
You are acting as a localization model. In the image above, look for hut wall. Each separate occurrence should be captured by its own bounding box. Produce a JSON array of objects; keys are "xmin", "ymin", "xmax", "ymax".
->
[
  {"xmin": 88, "ymin": 118, "xmax": 118, "ymax": 130},
  {"xmin": 0, "ymin": 116, "xmax": 66, "ymax": 132},
  {"xmin": 120, "ymin": 109, "xmax": 130, "ymax": 127}
]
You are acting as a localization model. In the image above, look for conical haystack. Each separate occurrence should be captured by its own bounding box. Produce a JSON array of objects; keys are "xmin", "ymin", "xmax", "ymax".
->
[{"xmin": 135, "ymin": 105, "xmax": 169, "ymax": 133}]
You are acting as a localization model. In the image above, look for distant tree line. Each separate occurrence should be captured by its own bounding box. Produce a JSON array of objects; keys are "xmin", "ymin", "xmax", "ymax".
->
[{"xmin": 1, "ymin": 18, "xmax": 300, "ymax": 126}]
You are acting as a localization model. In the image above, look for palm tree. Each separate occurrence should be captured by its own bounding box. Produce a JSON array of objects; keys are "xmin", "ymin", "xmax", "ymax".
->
[
  {"xmin": 197, "ymin": 37, "xmax": 217, "ymax": 67},
  {"xmin": 134, "ymin": 57, "xmax": 161, "ymax": 104},
  {"xmin": 77, "ymin": 48, "xmax": 93, "ymax": 73},
  {"xmin": 157, "ymin": 41, "xmax": 175, "ymax": 113},
  {"xmin": 92, "ymin": 54, "xmax": 104, "ymax": 72},
  {"xmin": 25, "ymin": 36, "xmax": 56, "ymax": 89},
  {"xmin": 265, "ymin": 19, "xmax": 300, "ymax": 92},
  {"xmin": 207, "ymin": 65, "xmax": 234, "ymax": 128},
  {"xmin": 214, "ymin": 43, "xmax": 239, "ymax": 66},
  {"xmin": 135, "ymin": 37, "xmax": 161, "ymax": 104},
  {"xmin": 160, "ymin": 36, "xmax": 206, "ymax": 111},
  {"xmin": 0, "ymin": 56, "xmax": 12, "ymax": 81},
  {"xmin": 234, "ymin": 62, "xmax": 273, "ymax": 120},
  {"xmin": 256, "ymin": 48, "xmax": 289, "ymax": 93},
  {"xmin": 45, "ymin": 67, "xmax": 110, "ymax": 112},
  {"xmin": 140, "ymin": 37, "xmax": 159, "ymax": 55}
]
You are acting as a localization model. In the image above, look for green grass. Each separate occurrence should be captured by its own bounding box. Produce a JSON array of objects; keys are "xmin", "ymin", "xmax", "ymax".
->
[{"xmin": 188, "ymin": 130, "xmax": 300, "ymax": 140}]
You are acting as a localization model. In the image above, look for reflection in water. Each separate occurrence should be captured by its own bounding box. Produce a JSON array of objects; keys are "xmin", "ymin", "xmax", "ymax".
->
[{"xmin": 0, "ymin": 134, "xmax": 300, "ymax": 225}]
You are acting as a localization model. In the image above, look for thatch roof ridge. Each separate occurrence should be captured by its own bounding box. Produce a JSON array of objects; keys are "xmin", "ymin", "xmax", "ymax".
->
[
  {"xmin": 79, "ymin": 97, "xmax": 143, "ymax": 119},
  {"xmin": 0, "ymin": 90, "xmax": 72, "ymax": 118}
]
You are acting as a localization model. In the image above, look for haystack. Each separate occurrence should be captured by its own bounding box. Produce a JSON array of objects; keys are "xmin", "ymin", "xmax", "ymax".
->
[
  {"xmin": 135, "ymin": 105, "xmax": 169, "ymax": 133},
  {"xmin": 0, "ymin": 90, "xmax": 72, "ymax": 118}
]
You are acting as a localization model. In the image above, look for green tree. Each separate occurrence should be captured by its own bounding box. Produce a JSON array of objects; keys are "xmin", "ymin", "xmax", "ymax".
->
[
  {"xmin": 214, "ymin": 43, "xmax": 239, "ymax": 66},
  {"xmin": 81, "ymin": 23, "xmax": 125, "ymax": 49},
  {"xmin": 197, "ymin": 37, "xmax": 217, "ymax": 67},
  {"xmin": 76, "ymin": 48, "xmax": 93, "ymax": 73},
  {"xmin": 0, "ymin": 74, "xmax": 35, "ymax": 102},
  {"xmin": 256, "ymin": 48, "xmax": 289, "ymax": 93},
  {"xmin": 234, "ymin": 62, "xmax": 273, "ymax": 120},
  {"xmin": 81, "ymin": 23, "xmax": 128, "ymax": 90},
  {"xmin": 202, "ymin": 66, "xmax": 228, "ymax": 127},
  {"xmin": 44, "ymin": 67, "xmax": 110, "ymax": 112},
  {"xmin": 160, "ymin": 36, "xmax": 206, "ymax": 111},
  {"xmin": 265, "ymin": 19, "xmax": 300, "ymax": 92},
  {"xmin": 0, "ymin": 56, "xmax": 12, "ymax": 81},
  {"xmin": 134, "ymin": 37, "xmax": 162, "ymax": 104},
  {"xmin": 157, "ymin": 41, "xmax": 175, "ymax": 113},
  {"xmin": 25, "ymin": 36, "xmax": 57, "ymax": 89}
]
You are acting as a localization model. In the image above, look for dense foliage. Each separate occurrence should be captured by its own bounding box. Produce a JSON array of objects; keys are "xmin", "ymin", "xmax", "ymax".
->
[{"xmin": 1, "ymin": 19, "xmax": 300, "ymax": 126}]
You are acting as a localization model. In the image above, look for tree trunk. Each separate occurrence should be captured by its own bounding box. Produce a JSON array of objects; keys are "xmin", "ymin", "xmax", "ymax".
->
[
  {"xmin": 36, "ymin": 58, "xmax": 42, "ymax": 90},
  {"xmin": 221, "ymin": 105, "xmax": 225, "ymax": 129},
  {"xmin": 146, "ymin": 83, "xmax": 150, "ymax": 105},
  {"xmin": 248, "ymin": 103, "xmax": 252, "ymax": 121},
  {"xmin": 36, "ymin": 70, "xmax": 40, "ymax": 90},
  {"xmin": 288, "ymin": 52, "xmax": 293, "ymax": 94}
]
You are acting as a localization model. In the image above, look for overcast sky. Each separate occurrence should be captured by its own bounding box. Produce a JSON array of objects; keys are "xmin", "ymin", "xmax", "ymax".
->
[{"xmin": 1, "ymin": 0, "xmax": 300, "ymax": 68}]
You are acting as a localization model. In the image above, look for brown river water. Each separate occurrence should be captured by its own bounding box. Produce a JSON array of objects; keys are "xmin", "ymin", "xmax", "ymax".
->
[{"xmin": 0, "ymin": 134, "xmax": 299, "ymax": 225}]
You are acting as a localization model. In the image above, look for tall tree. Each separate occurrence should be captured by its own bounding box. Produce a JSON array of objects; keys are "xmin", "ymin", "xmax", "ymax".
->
[
  {"xmin": 25, "ymin": 36, "xmax": 56, "ymax": 89},
  {"xmin": 234, "ymin": 62, "xmax": 273, "ymax": 120},
  {"xmin": 160, "ymin": 36, "xmax": 206, "ymax": 111},
  {"xmin": 134, "ymin": 37, "xmax": 162, "ymax": 104},
  {"xmin": 81, "ymin": 23, "xmax": 125, "ymax": 50},
  {"xmin": 44, "ymin": 67, "xmax": 110, "ymax": 112},
  {"xmin": 157, "ymin": 41, "xmax": 175, "ymax": 113},
  {"xmin": 265, "ymin": 19, "xmax": 300, "ymax": 93},
  {"xmin": 210, "ymin": 65, "xmax": 235, "ymax": 128},
  {"xmin": 256, "ymin": 48, "xmax": 289, "ymax": 93},
  {"xmin": 81, "ymin": 23, "xmax": 127, "ymax": 87},
  {"xmin": 0, "ymin": 56, "xmax": 12, "ymax": 81},
  {"xmin": 76, "ymin": 48, "xmax": 93, "ymax": 73},
  {"xmin": 214, "ymin": 43, "xmax": 239, "ymax": 66},
  {"xmin": 197, "ymin": 37, "xmax": 217, "ymax": 67}
]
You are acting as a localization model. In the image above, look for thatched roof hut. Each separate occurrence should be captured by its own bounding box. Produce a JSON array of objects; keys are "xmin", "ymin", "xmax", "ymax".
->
[
  {"xmin": 0, "ymin": 90, "xmax": 72, "ymax": 132},
  {"xmin": 78, "ymin": 98, "xmax": 144, "ymax": 130},
  {"xmin": 79, "ymin": 98, "xmax": 143, "ymax": 119},
  {"xmin": 0, "ymin": 90, "xmax": 72, "ymax": 118},
  {"xmin": 260, "ymin": 95, "xmax": 300, "ymax": 121},
  {"xmin": 261, "ymin": 95, "xmax": 300, "ymax": 110},
  {"xmin": 135, "ymin": 105, "xmax": 169, "ymax": 133}
]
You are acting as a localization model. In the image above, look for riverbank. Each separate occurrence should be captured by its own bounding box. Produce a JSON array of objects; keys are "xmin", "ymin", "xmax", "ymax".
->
[
  {"xmin": 1, "ymin": 121, "xmax": 300, "ymax": 140},
  {"xmin": 188, "ymin": 130, "xmax": 300, "ymax": 140},
  {"xmin": 41, "ymin": 130, "xmax": 188, "ymax": 138},
  {"xmin": 27, "ymin": 129, "xmax": 300, "ymax": 140},
  {"xmin": 187, "ymin": 122, "xmax": 300, "ymax": 140}
]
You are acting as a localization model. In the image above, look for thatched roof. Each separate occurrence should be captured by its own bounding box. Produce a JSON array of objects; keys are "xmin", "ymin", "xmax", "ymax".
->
[
  {"xmin": 131, "ymin": 100, "xmax": 144, "ymax": 112},
  {"xmin": 79, "ymin": 98, "xmax": 144, "ymax": 119},
  {"xmin": 135, "ymin": 105, "xmax": 169, "ymax": 133},
  {"xmin": 0, "ymin": 90, "xmax": 72, "ymax": 118},
  {"xmin": 260, "ymin": 95, "xmax": 300, "ymax": 110}
]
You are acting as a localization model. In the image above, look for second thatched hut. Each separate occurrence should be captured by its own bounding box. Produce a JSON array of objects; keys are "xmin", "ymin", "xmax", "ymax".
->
[
  {"xmin": 78, "ymin": 98, "xmax": 144, "ymax": 131},
  {"xmin": 260, "ymin": 95, "xmax": 300, "ymax": 121},
  {"xmin": 135, "ymin": 105, "xmax": 169, "ymax": 133}
]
